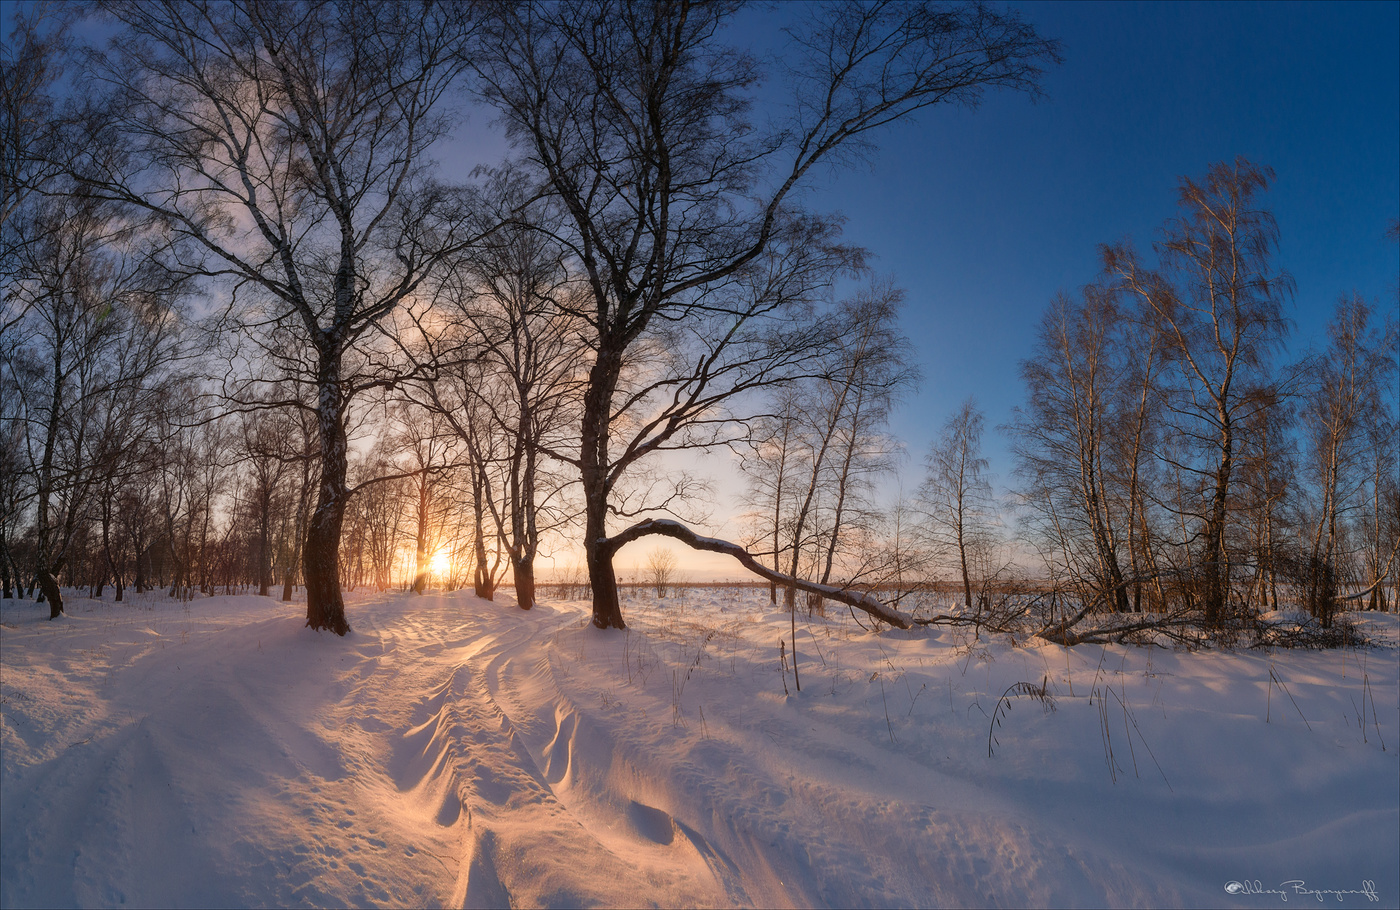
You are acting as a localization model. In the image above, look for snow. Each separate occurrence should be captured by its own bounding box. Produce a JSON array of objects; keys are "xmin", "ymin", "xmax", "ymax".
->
[{"xmin": 2, "ymin": 587, "xmax": 1397, "ymax": 908}]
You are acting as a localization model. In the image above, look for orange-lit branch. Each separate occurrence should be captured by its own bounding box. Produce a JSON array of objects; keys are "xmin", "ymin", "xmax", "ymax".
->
[{"xmin": 608, "ymin": 519, "xmax": 913, "ymax": 630}]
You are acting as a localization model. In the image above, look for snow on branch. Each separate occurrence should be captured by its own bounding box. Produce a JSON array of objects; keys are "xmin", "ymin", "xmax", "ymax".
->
[{"xmin": 608, "ymin": 519, "xmax": 914, "ymax": 630}]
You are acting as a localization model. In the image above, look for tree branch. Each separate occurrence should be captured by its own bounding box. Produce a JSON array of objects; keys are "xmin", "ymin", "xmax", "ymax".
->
[{"xmin": 608, "ymin": 518, "xmax": 913, "ymax": 629}]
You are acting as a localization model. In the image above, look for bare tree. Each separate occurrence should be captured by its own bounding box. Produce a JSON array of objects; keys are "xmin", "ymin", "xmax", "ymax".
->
[
  {"xmin": 388, "ymin": 406, "xmax": 459, "ymax": 595},
  {"xmin": 412, "ymin": 177, "xmax": 585, "ymax": 609},
  {"xmin": 1359, "ymin": 412, "xmax": 1399, "ymax": 612},
  {"xmin": 921, "ymin": 398, "xmax": 995, "ymax": 611},
  {"xmin": 186, "ymin": 419, "xmax": 230, "ymax": 596},
  {"xmin": 418, "ymin": 355, "xmax": 511, "ymax": 601},
  {"xmin": 1110, "ymin": 306, "xmax": 1166, "ymax": 613},
  {"xmin": 235, "ymin": 411, "xmax": 292, "ymax": 597},
  {"xmin": 740, "ymin": 392, "xmax": 805, "ymax": 605},
  {"xmin": 2, "ymin": 176, "xmax": 187, "ymax": 616},
  {"xmin": 1010, "ymin": 289, "xmax": 1132, "ymax": 614},
  {"xmin": 473, "ymin": 0, "xmax": 1059, "ymax": 628},
  {"xmin": 0, "ymin": 392, "xmax": 28, "ymax": 599},
  {"xmin": 343, "ymin": 445, "xmax": 407, "ymax": 593},
  {"xmin": 1106, "ymin": 158, "xmax": 1294, "ymax": 626},
  {"xmin": 1234, "ymin": 386, "xmax": 1294, "ymax": 613},
  {"xmin": 645, "ymin": 546, "xmax": 677, "ymax": 599},
  {"xmin": 1295, "ymin": 296, "xmax": 1393, "ymax": 622},
  {"xmin": 1, "ymin": 2, "xmax": 72, "ymax": 255},
  {"xmin": 81, "ymin": 0, "xmax": 478, "ymax": 634},
  {"xmin": 812, "ymin": 288, "xmax": 912, "ymax": 593},
  {"xmin": 750, "ymin": 284, "xmax": 910, "ymax": 619}
]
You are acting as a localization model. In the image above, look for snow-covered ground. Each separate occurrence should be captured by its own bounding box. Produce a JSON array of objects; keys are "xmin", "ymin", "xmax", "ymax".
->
[{"xmin": 2, "ymin": 587, "xmax": 1396, "ymax": 908}]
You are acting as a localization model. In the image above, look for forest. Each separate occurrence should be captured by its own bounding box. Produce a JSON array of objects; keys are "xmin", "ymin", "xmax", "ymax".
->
[
  {"xmin": 3, "ymin": 0, "xmax": 1397, "ymax": 650},
  {"xmin": 3, "ymin": 3, "xmax": 1399, "ymax": 908}
]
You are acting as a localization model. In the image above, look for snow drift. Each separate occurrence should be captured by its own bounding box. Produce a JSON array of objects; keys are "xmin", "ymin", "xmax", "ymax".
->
[{"xmin": 2, "ymin": 588, "xmax": 1396, "ymax": 908}]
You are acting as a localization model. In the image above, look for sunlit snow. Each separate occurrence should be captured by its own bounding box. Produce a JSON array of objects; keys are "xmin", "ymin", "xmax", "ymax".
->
[{"xmin": 2, "ymin": 589, "xmax": 1396, "ymax": 908}]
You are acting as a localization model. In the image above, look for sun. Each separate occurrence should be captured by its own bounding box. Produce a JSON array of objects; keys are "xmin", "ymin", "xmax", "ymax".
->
[{"xmin": 430, "ymin": 550, "xmax": 451, "ymax": 576}]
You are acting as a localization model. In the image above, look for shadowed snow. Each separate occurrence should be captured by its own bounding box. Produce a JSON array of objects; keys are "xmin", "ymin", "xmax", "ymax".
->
[{"xmin": 2, "ymin": 588, "xmax": 1396, "ymax": 908}]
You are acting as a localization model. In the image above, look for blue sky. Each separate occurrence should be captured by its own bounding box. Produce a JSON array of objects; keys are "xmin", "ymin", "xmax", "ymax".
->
[
  {"xmin": 649, "ymin": 0, "xmax": 1400, "ymax": 576},
  {"xmin": 801, "ymin": 0, "xmax": 1399, "ymax": 493}
]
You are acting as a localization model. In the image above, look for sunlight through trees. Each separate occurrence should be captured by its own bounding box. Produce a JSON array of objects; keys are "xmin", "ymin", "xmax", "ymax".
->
[{"xmin": 1, "ymin": 2, "xmax": 1395, "ymax": 646}]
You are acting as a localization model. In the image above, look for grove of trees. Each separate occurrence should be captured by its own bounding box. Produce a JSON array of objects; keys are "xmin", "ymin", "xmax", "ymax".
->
[{"xmin": 2, "ymin": 2, "xmax": 1395, "ymax": 647}]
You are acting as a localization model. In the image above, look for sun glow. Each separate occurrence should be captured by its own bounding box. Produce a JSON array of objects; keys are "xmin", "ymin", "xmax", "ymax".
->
[{"xmin": 430, "ymin": 550, "xmax": 451, "ymax": 576}]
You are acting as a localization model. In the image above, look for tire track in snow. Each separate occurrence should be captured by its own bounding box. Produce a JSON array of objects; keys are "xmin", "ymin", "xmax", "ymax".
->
[
  {"xmin": 380, "ymin": 600, "xmax": 728, "ymax": 908},
  {"xmin": 465, "ymin": 605, "xmax": 1181, "ymax": 909}
]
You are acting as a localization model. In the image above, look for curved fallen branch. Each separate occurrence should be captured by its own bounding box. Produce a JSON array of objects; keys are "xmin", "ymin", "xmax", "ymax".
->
[
  {"xmin": 1340, "ymin": 542, "xmax": 1399, "ymax": 603},
  {"xmin": 608, "ymin": 519, "xmax": 913, "ymax": 630},
  {"xmin": 1042, "ymin": 613, "xmax": 1201, "ymax": 647},
  {"xmin": 1036, "ymin": 566, "xmax": 1205, "ymax": 645}
]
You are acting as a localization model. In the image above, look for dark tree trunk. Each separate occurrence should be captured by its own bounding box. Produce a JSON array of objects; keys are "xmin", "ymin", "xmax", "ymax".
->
[
  {"xmin": 38, "ymin": 565, "xmax": 63, "ymax": 619},
  {"xmin": 509, "ymin": 447, "xmax": 537, "ymax": 610},
  {"xmin": 470, "ymin": 463, "xmax": 495, "ymax": 600},
  {"xmin": 472, "ymin": 525, "xmax": 496, "ymax": 600},
  {"xmin": 133, "ymin": 558, "xmax": 143, "ymax": 594},
  {"xmin": 957, "ymin": 528, "xmax": 973, "ymax": 611},
  {"xmin": 1202, "ymin": 418, "xmax": 1233, "ymax": 628},
  {"xmin": 257, "ymin": 490, "xmax": 272, "ymax": 596},
  {"xmin": 304, "ymin": 496, "xmax": 348, "ymax": 634},
  {"xmin": 101, "ymin": 500, "xmax": 122, "ymax": 602},
  {"xmin": 512, "ymin": 556, "xmax": 535, "ymax": 610},
  {"xmin": 283, "ymin": 452, "xmax": 311, "ymax": 603},
  {"xmin": 303, "ymin": 366, "xmax": 350, "ymax": 636},
  {"xmin": 586, "ymin": 535, "xmax": 624, "ymax": 629},
  {"xmin": 473, "ymin": 564, "xmax": 496, "ymax": 600},
  {"xmin": 580, "ymin": 446, "xmax": 623, "ymax": 626},
  {"xmin": 580, "ymin": 349, "xmax": 625, "ymax": 629}
]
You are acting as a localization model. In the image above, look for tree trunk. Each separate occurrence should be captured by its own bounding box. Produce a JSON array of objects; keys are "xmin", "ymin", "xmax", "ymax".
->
[
  {"xmin": 133, "ymin": 541, "xmax": 147, "ymax": 594},
  {"xmin": 101, "ymin": 499, "xmax": 123, "ymax": 602},
  {"xmin": 283, "ymin": 450, "xmax": 311, "ymax": 603},
  {"xmin": 509, "ymin": 447, "xmax": 537, "ymax": 610},
  {"xmin": 512, "ymin": 556, "xmax": 535, "ymax": 610},
  {"xmin": 0, "ymin": 538, "xmax": 11, "ymax": 599},
  {"xmin": 303, "ymin": 366, "xmax": 350, "ymax": 635},
  {"xmin": 258, "ymin": 489, "xmax": 272, "ymax": 596},
  {"xmin": 304, "ymin": 495, "xmax": 348, "ymax": 634},
  {"xmin": 1203, "ymin": 415, "xmax": 1233, "ymax": 627},
  {"xmin": 957, "ymin": 525, "xmax": 973, "ymax": 611},
  {"xmin": 586, "ymin": 538, "xmax": 624, "ymax": 628},
  {"xmin": 412, "ymin": 471, "xmax": 431, "ymax": 595},
  {"xmin": 472, "ymin": 533, "xmax": 496, "ymax": 601},
  {"xmin": 581, "ymin": 349, "xmax": 624, "ymax": 628},
  {"xmin": 38, "ymin": 565, "xmax": 63, "ymax": 619},
  {"xmin": 470, "ymin": 464, "xmax": 495, "ymax": 601}
]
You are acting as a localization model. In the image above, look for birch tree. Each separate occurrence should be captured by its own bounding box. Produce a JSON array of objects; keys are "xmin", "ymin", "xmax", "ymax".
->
[
  {"xmin": 1010, "ymin": 289, "xmax": 1131, "ymax": 613},
  {"xmin": 473, "ymin": 0, "xmax": 1059, "ymax": 628},
  {"xmin": 1106, "ymin": 158, "xmax": 1293, "ymax": 626},
  {"xmin": 82, "ymin": 0, "xmax": 477, "ymax": 634},
  {"xmin": 921, "ymin": 398, "xmax": 994, "ymax": 611}
]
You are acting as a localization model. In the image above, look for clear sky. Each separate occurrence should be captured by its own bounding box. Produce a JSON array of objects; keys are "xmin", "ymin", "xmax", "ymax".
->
[
  {"xmin": 814, "ymin": 0, "xmax": 1399, "ymax": 474},
  {"xmin": 619, "ymin": 0, "xmax": 1400, "ymax": 579}
]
